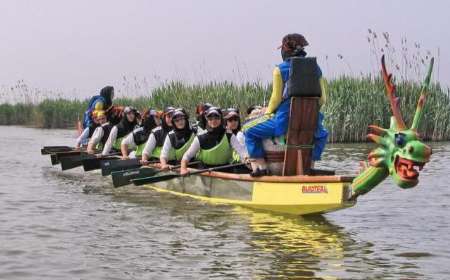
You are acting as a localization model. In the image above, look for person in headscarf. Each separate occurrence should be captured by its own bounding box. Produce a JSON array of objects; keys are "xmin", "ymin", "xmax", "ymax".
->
[
  {"xmin": 76, "ymin": 110, "xmax": 102, "ymax": 149},
  {"xmin": 194, "ymin": 102, "xmax": 213, "ymax": 135},
  {"xmin": 179, "ymin": 107, "xmax": 248, "ymax": 175},
  {"xmin": 140, "ymin": 106, "xmax": 175, "ymax": 164},
  {"xmin": 243, "ymin": 33, "xmax": 328, "ymax": 176},
  {"xmin": 224, "ymin": 108, "xmax": 247, "ymax": 162},
  {"xmin": 101, "ymin": 106, "xmax": 139, "ymax": 156},
  {"xmin": 99, "ymin": 86, "xmax": 114, "ymax": 109},
  {"xmin": 86, "ymin": 110, "xmax": 111, "ymax": 154},
  {"xmin": 159, "ymin": 108, "xmax": 197, "ymax": 170},
  {"xmin": 82, "ymin": 86, "xmax": 115, "ymax": 129},
  {"xmin": 224, "ymin": 108, "xmax": 244, "ymax": 143},
  {"xmin": 120, "ymin": 108, "xmax": 162, "ymax": 159}
]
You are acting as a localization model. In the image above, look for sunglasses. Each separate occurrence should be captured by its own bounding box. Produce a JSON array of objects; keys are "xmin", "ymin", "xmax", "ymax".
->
[{"xmin": 173, "ymin": 117, "xmax": 185, "ymax": 122}]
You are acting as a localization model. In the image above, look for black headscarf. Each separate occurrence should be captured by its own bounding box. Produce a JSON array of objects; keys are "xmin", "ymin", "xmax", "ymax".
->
[
  {"xmin": 224, "ymin": 108, "xmax": 241, "ymax": 135},
  {"xmin": 199, "ymin": 124, "xmax": 226, "ymax": 150},
  {"xmin": 100, "ymin": 86, "xmax": 114, "ymax": 109},
  {"xmin": 196, "ymin": 103, "xmax": 213, "ymax": 130},
  {"xmin": 169, "ymin": 109, "xmax": 194, "ymax": 149},
  {"xmin": 162, "ymin": 106, "xmax": 175, "ymax": 132},
  {"xmin": 142, "ymin": 110, "xmax": 158, "ymax": 133},
  {"xmin": 116, "ymin": 108, "xmax": 138, "ymax": 137},
  {"xmin": 281, "ymin": 48, "xmax": 307, "ymax": 61},
  {"xmin": 198, "ymin": 108, "xmax": 227, "ymax": 149},
  {"xmin": 171, "ymin": 109, "xmax": 193, "ymax": 142}
]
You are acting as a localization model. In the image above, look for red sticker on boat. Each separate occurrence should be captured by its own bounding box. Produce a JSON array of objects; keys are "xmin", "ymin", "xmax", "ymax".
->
[{"xmin": 301, "ymin": 185, "xmax": 328, "ymax": 193}]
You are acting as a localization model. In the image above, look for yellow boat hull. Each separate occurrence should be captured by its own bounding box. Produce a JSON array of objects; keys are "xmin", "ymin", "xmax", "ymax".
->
[{"xmin": 143, "ymin": 172, "xmax": 356, "ymax": 215}]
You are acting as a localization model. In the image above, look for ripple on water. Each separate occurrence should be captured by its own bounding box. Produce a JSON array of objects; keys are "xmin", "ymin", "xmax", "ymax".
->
[
  {"xmin": 395, "ymin": 252, "xmax": 434, "ymax": 258},
  {"xmin": 0, "ymin": 127, "xmax": 449, "ymax": 279}
]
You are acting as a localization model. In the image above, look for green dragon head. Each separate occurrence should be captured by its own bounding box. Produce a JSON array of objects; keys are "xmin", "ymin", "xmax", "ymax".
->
[{"xmin": 366, "ymin": 55, "xmax": 433, "ymax": 189}]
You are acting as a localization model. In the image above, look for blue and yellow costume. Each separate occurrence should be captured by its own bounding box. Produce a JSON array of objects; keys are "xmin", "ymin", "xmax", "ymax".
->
[
  {"xmin": 83, "ymin": 86, "xmax": 114, "ymax": 129},
  {"xmin": 244, "ymin": 57, "xmax": 328, "ymax": 161}
]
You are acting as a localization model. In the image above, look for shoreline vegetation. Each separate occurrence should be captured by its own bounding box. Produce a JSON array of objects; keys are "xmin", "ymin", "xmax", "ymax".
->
[
  {"xmin": 1, "ymin": 77, "xmax": 449, "ymax": 143},
  {"xmin": 1, "ymin": 32, "xmax": 448, "ymax": 142}
]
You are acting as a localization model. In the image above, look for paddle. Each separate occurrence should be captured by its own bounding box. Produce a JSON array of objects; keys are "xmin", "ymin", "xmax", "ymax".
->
[
  {"xmin": 100, "ymin": 158, "xmax": 142, "ymax": 176},
  {"xmin": 82, "ymin": 152, "xmax": 121, "ymax": 171},
  {"xmin": 111, "ymin": 161, "xmax": 200, "ymax": 188},
  {"xmin": 132, "ymin": 163, "xmax": 246, "ymax": 186},
  {"xmin": 41, "ymin": 146, "xmax": 73, "ymax": 155},
  {"xmin": 112, "ymin": 167, "xmax": 159, "ymax": 188},
  {"xmin": 60, "ymin": 154, "xmax": 95, "ymax": 171},
  {"xmin": 50, "ymin": 150, "xmax": 84, "ymax": 165},
  {"xmin": 50, "ymin": 154, "xmax": 59, "ymax": 165}
]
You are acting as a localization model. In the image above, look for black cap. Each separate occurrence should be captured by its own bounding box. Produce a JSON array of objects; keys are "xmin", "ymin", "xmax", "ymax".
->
[
  {"xmin": 205, "ymin": 107, "xmax": 222, "ymax": 118},
  {"xmin": 172, "ymin": 108, "xmax": 188, "ymax": 119},
  {"xmin": 164, "ymin": 106, "xmax": 176, "ymax": 116}
]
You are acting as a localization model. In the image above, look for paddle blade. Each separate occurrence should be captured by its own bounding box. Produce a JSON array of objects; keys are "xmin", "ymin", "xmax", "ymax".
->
[
  {"xmin": 132, "ymin": 173, "xmax": 179, "ymax": 186},
  {"xmin": 101, "ymin": 158, "xmax": 141, "ymax": 176},
  {"xmin": 83, "ymin": 156, "xmax": 120, "ymax": 171},
  {"xmin": 41, "ymin": 146, "xmax": 73, "ymax": 155},
  {"xmin": 60, "ymin": 155, "xmax": 84, "ymax": 171},
  {"xmin": 112, "ymin": 167, "xmax": 158, "ymax": 188},
  {"xmin": 82, "ymin": 157, "xmax": 102, "ymax": 171},
  {"xmin": 51, "ymin": 151, "xmax": 83, "ymax": 165},
  {"xmin": 50, "ymin": 154, "xmax": 59, "ymax": 165}
]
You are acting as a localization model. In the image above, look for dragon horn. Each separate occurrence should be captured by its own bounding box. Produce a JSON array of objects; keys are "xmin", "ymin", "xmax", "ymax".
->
[
  {"xmin": 381, "ymin": 55, "xmax": 406, "ymax": 131},
  {"xmin": 411, "ymin": 57, "xmax": 434, "ymax": 130},
  {"xmin": 368, "ymin": 125, "xmax": 387, "ymax": 136},
  {"xmin": 367, "ymin": 133, "xmax": 383, "ymax": 144}
]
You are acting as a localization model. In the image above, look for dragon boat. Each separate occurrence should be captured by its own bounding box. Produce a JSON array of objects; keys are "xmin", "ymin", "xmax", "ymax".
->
[
  {"xmin": 134, "ymin": 168, "xmax": 356, "ymax": 215},
  {"xmin": 44, "ymin": 55, "xmax": 434, "ymax": 216}
]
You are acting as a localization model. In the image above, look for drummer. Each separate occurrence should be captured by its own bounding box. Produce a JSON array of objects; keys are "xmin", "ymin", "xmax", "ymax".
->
[{"xmin": 243, "ymin": 33, "xmax": 328, "ymax": 176}]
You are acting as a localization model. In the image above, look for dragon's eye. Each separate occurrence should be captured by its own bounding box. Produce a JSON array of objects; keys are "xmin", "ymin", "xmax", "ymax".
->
[{"xmin": 395, "ymin": 133, "xmax": 406, "ymax": 147}]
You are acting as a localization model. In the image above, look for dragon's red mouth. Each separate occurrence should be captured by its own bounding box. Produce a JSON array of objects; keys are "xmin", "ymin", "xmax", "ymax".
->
[{"xmin": 394, "ymin": 156, "xmax": 425, "ymax": 181}]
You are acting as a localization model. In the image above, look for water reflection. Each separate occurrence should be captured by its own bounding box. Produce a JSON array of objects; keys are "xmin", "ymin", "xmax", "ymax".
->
[
  {"xmin": 237, "ymin": 210, "xmax": 347, "ymax": 279},
  {"xmin": 1, "ymin": 127, "xmax": 447, "ymax": 279},
  {"xmin": 97, "ymin": 178, "xmax": 429, "ymax": 279}
]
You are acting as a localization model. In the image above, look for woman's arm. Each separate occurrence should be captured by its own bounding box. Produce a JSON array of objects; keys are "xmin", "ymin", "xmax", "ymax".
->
[
  {"xmin": 120, "ymin": 133, "xmax": 136, "ymax": 159},
  {"xmin": 266, "ymin": 67, "xmax": 283, "ymax": 115},
  {"xmin": 75, "ymin": 128, "xmax": 90, "ymax": 149},
  {"xmin": 141, "ymin": 133, "xmax": 157, "ymax": 163},
  {"xmin": 180, "ymin": 137, "xmax": 200, "ymax": 175},
  {"xmin": 319, "ymin": 77, "xmax": 328, "ymax": 107},
  {"xmin": 159, "ymin": 136, "xmax": 173, "ymax": 170},
  {"xmin": 87, "ymin": 127, "xmax": 103, "ymax": 154},
  {"xmin": 101, "ymin": 126, "xmax": 118, "ymax": 156}
]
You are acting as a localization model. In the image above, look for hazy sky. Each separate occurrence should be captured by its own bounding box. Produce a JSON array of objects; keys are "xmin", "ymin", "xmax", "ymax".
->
[{"xmin": 0, "ymin": 0, "xmax": 449, "ymax": 98}]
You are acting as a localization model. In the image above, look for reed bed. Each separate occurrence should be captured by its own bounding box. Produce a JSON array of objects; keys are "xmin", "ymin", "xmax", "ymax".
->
[
  {"xmin": 1, "ymin": 77, "xmax": 449, "ymax": 142},
  {"xmin": 2, "ymin": 31, "xmax": 447, "ymax": 142}
]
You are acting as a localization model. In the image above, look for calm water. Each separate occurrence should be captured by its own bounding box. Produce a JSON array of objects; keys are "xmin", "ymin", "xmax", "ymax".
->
[{"xmin": 0, "ymin": 126, "xmax": 449, "ymax": 280}]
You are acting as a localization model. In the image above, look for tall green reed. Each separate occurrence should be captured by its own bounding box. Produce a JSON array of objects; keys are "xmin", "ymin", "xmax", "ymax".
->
[{"xmin": 1, "ymin": 78, "xmax": 449, "ymax": 142}]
